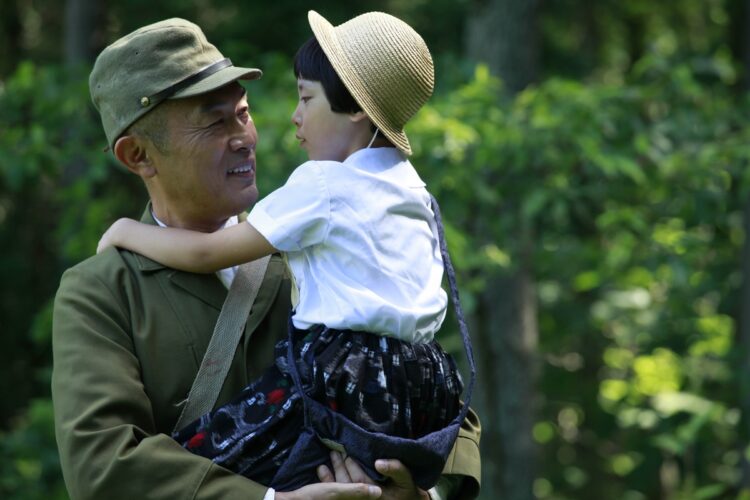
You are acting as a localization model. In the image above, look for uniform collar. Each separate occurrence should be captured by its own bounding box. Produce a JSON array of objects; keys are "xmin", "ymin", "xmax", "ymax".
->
[{"xmin": 133, "ymin": 203, "xmax": 242, "ymax": 272}]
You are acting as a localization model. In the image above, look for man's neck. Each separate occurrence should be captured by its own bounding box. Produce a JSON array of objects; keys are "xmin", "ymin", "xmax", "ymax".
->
[{"xmin": 150, "ymin": 206, "xmax": 228, "ymax": 233}]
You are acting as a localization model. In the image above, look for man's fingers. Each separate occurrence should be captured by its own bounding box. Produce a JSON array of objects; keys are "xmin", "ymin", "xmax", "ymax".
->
[
  {"xmin": 317, "ymin": 463, "xmax": 335, "ymax": 483},
  {"xmin": 375, "ymin": 459, "xmax": 413, "ymax": 487},
  {"xmin": 343, "ymin": 456, "xmax": 376, "ymax": 484},
  {"xmin": 280, "ymin": 482, "xmax": 382, "ymax": 499},
  {"xmin": 333, "ymin": 483, "xmax": 382, "ymax": 499},
  {"xmin": 330, "ymin": 450, "xmax": 353, "ymax": 482}
]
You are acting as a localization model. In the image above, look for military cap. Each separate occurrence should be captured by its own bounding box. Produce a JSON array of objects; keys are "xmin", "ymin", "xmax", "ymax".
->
[{"xmin": 89, "ymin": 18, "xmax": 262, "ymax": 149}]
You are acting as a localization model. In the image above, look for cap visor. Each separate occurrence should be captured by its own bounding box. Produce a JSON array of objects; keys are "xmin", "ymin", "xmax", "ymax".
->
[{"xmin": 172, "ymin": 66, "xmax": 262, "ymax": 99}]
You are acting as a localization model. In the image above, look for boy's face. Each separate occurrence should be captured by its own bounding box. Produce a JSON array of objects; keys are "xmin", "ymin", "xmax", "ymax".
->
[{"xmin": 292, "ymin": 79, "xmax": 367, "ymax": 162}]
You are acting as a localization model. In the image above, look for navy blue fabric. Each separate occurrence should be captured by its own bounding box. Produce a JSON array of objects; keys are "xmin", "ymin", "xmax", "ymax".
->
[
  {"xmin": 173, "ymin": 324, "xmax": 459, "ymax": 483},
  {"xmin": 269, "ymin": 195, "xmax": 476, "ymax": 491}
]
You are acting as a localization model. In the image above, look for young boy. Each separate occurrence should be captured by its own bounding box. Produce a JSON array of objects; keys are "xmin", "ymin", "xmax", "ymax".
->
[{"xmin": 98, "ymin": 10, "xmax": 473, "ymax": 491}]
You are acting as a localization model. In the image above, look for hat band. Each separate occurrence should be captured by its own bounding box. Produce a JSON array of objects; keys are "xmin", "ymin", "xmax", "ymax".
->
[{"xmin": 147, "ymin": 58, "xmax": 233, "ymax": 103}]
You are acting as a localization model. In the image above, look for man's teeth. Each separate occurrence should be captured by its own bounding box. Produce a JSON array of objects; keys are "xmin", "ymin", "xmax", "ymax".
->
[{"xmin": 228, "ymin": 166, "xmax": 253, "ymax": 174}]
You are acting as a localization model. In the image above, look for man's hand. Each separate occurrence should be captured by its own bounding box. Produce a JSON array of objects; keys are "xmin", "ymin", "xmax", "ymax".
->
[
  {"xmin": 275, "ymin": 481, "xmax": 382, "ymax": 500},
  {"xmin": 318, "ymin": 452, "xmax": 430, "ymax": 500}
]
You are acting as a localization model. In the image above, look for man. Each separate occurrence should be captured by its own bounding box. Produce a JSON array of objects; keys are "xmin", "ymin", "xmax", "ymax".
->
[{"xmin": 51, "ymin": 18, "xmax": 481, "ymax": 500}]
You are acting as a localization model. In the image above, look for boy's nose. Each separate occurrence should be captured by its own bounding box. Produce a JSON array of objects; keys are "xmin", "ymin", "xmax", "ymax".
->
[{"xmin": 291, "ymin": 106, "xmax": 301, "ymax": 126}]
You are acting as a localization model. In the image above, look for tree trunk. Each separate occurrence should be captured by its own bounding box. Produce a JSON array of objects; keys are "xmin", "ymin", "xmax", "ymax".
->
[
  {"xmin": 474, "ymin": 261, "xmax": 538, "ymax": 499},
  {"xmin": 739, "ymin": 198, "xmax": 750, "ymax": 489},
  {"xmin": 737, "ymin": 0, "xmax": 750, "ymax": 490},
  {"xmin": 465, "ymin": 1, "xmax": 541, "ymax": 498},
  {"xmin": 63, "ymin": 0, "xmax": 101, "ymax": 184},
  {"xmin": 465, "ymin": 0, "xmax": 540, "ymax": 93},
  {"xmin": 0, "ymin": 0, "xmax": 22, "ymax": 77},
  {"xmin": 64, "ymin": 0, "xmax": 99, "ymax": 67}
]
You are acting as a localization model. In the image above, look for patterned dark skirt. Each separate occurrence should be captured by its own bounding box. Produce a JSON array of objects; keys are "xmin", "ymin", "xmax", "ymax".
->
[{"xmin": 173, "ymin": 325, "xmax": 463, "ymax": 485}]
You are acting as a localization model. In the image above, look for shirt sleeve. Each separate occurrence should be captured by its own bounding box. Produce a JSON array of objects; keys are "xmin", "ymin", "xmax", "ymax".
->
[{"xmin": 248, "ymin": 161, "xmax": 331, "ymax": 252}]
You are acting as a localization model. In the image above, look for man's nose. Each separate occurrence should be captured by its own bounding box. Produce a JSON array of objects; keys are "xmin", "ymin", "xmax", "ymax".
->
[
  {"xmin": 230, "ymin": 137, "xmax": 254, "ymax": 151},
  {"xmin": 291, "ymin": 105, "xmax": 301, "ymax": 126},
  {"xmin": 230, "ymin": 125, "xmax": 256, "ymax": 152}
]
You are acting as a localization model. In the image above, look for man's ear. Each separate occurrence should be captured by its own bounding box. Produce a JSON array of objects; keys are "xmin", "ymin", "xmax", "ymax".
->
[{"xmin": 113, "ymin": 135, "xmax": 156, "ymax": 178}]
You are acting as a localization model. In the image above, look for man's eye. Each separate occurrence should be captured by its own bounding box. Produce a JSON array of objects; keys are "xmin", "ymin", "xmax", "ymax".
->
[{"xmin": 300, "ymin": 96, "xmax": 311, "ymax": 103}]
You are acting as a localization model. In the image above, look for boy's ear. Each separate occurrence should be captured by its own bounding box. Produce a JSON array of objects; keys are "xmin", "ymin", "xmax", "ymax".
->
[
  {"xmin": 113, "ymin": 135, "xmax": 156, "ymax": 178},
  {"xmin": 349, "ymin": 110, "xmax": 369, "ymax": 123}
]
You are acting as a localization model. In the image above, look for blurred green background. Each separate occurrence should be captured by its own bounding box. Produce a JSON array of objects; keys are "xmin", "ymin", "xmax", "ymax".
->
[{"xmin": 2, "ymin": 0, "xmax": 750, "ymax": 498}]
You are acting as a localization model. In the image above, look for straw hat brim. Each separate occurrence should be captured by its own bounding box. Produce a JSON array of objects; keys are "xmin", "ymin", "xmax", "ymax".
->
[{"xmin": 308, "ymin": 10, "xmax": 412, "ymax": 155}]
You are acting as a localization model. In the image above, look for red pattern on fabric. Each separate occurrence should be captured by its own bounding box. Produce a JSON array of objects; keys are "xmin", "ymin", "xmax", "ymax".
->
[
  {"xmin": 267, "ymin": 388, "xmax": 286, "ymax": 405},
  {"xmin": 187, "ymin": 431, "xmax": 206, "ymax": 448}
]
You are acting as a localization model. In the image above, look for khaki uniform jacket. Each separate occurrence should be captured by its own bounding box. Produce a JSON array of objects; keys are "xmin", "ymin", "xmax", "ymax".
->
[{"xmin": 52, "ymin": 209, "xmax": 481, "ymax": 500}]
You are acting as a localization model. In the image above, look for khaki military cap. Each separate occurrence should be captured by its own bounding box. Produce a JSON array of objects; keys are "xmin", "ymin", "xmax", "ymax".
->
[{"xmin": 90, "ymin": 18, "xmax": 262, "ymax": 149}]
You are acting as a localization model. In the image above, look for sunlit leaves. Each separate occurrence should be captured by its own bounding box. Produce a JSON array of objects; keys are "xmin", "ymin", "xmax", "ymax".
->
[
  {"xmin": 634, "ymin": 349, "xmax": 683, "ymax": 396},
  {"xmin": 408, "ymin": 43, "xmax": 748, "ymax": 498},
  {"xmin": 690, "ymin": 315, "xmax": 733, "ymax": 357}
]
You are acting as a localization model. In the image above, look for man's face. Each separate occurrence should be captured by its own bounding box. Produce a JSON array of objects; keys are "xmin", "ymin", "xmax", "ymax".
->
[{"xmin": 147, "ymin": 82, "xmax": 258, "ymax": 231}]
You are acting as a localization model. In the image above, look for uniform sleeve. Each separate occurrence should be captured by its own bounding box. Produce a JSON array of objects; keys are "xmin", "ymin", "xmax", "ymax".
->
[
  {"xmin": 51, "ymin": 264, "xmax": 269, "ymax": 500},
  {"xmin": 440, "ymin": 406, "xmax": 482, "ymax": 499},
  {"xmin": 247, "ymin": 161, "xmax": 331, "ymax": 252}
]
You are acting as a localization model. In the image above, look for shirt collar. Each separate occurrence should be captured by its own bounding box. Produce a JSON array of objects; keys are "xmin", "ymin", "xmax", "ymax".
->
[
  {"xmin": 150, "ymin": 209, "xmax": 238, "ymax": 231},
  {"xmin": 343, "ymin": 146, "xmax": 405, "ymax": 168},
  {"xmin": 343, "ymin": 147, "xmax": 425, "ymax": 188}
]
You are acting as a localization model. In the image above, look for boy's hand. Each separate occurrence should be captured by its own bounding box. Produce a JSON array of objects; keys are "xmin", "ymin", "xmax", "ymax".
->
[{"xmin": 97, "ymin": 217, "xmax": 137, "ymax": 254}]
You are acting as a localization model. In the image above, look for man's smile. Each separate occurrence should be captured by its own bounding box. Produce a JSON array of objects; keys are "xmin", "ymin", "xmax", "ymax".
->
[{"xmin": 227, "ymin": 160, "xmax": 255, "ymax": 178}]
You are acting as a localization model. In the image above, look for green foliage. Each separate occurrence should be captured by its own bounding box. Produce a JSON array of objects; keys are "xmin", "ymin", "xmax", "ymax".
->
[
  {"xmin": 2, "ymin": 1, "xmax": 750, "ymax": 498},
  {"xmin": 3, "ymin": 53, "xmax": 748, "ymax": 500},
  {"xmin": 405, "ymin": 55, "xmax": 748, "ymax": 498},
  {"xmin": 0, "ymin": 400, "xmax": 68, "ymax": 500}
]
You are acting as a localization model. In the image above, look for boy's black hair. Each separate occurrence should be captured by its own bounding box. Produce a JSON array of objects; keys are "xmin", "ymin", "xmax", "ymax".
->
[{"xmin": 293, "ymin": 37, "xmax": 362, "ymax": 114}]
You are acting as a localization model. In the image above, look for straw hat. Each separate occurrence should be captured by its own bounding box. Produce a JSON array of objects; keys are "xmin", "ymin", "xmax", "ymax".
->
[{"xmin": 308, "ymin": 10, "xmax": 434, "ymax": 156}]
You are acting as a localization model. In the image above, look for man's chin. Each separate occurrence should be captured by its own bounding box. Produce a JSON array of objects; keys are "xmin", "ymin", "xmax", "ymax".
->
[{"xmin": 237, "ymin": 186, "xmax": 260, "ymax": 210}]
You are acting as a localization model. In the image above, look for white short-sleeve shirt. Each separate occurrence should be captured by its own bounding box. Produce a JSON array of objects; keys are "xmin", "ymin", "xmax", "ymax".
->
[{"xmin": 247, "ymin": 147, "xmax": 447, "ymax": 343}]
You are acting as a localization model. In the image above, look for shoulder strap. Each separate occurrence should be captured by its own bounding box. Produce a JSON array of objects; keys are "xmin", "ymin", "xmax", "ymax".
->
[
  {"xmin": 173, "ymin": 255, "xmax": 271, "ymax": 432},
  {"xmin": 429, "ymin": 195, "xmax": 476, "ymax": 409}
]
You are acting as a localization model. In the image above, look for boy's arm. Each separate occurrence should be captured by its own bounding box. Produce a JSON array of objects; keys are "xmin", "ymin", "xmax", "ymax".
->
[{"xmin": 97, "ymin": 218, "xmax": 276, "ymax": 273}]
